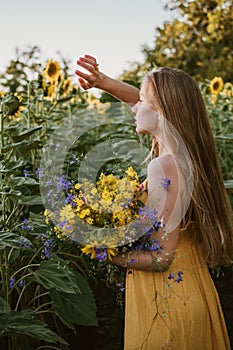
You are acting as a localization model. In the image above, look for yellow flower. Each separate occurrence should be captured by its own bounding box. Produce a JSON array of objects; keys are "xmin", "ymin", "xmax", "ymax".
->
[
  {"xmin": 86, "ymin": 217, "xmax": 94, "ymax": 225},
  {"xmin": 0, "ymin": 91, "xmax": 5, "ymax": 98},
  {"xmin": 210, "ymin": 77, "xmax": 224, "ymax": 95},
  {"xmin": 62, "ymin": 77, "xmax": 72, "ymax": 95},
  {"xmin": 81, "ymin": 245, "xmax": 116, "ymax": 260},
  {"xmin": 81, "ymin": 245, "xmax": 96, "ymax": 259},
  {"xmin": 78, "ymin": 208, "xmax": 91, "ymax": 219},
  {"xmin": 126, "ymin": 166, "xmax": 138, "ymax": 180},
  {"xmin": 74, "ymin": 183, "xmax": 80, "ymax": 190},
  {"xmin": 60, "ymin": 204, "xmax": 75, "ymax": 220},
  {"xmin": 222, "ymin": 82, "xmax": 233, "ymax": 98},
  {"xmin": 43, "ymin": 59, "xmax": 61, "ymax": 82}
]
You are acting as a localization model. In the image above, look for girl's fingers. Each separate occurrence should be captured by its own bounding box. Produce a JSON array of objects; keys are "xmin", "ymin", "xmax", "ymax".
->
[
  {"xmin": 75, "ymin": 69, "xmax": 91, "ymax": 81},
  {"xmin": 77, "ymin": 60, "xmax": 96, "ymax": 74},
  {"xmin": 78, "ymin": 78, "xmax": 90, "ymax": 90},
  {"xmin": 77, "ymin": 55, "xmax": 98, "ymax": 68}
]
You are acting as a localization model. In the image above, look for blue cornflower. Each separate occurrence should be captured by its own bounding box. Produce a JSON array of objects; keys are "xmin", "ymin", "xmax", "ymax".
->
[
  {"xmin": 69, "ymin": 154, "xmax": 80, "ymax": 165},
  {"xmin": 23, "ymin": 169, "xmax": 30, "ymax": 177},
  {"xmin": 19, "ymin": 279, "xmax": 25, "ymax": 288},
  {"xmin": 150, "ymin": 239, "xmax": 163, "ymax": 253},
  {"xmin": 59, "ymin": 219, "xmax": 68, "ymax": 229},
  {"xmin": 43, "ymin": 239, "xmax": 54, "ymax": 259},
  {"xmin": 141, "ymin": 138, "xmax": 146, "ymax": 144},
  {"xmin": 121, "ymin": 198, "xmax": 132, "ymax": 210},
  {"xmin": 56, "ymin": 175, "xmax": 72, "ymax": 191},
  {"xmin": 36, "ymin": 167, "xmax": 41, "ymax": 179},
  {"xmin": 168, "ymin": 270, "xmax": 184, "ymax": 283},
  {"xmin": 65, "ymin": 193, "xmax": 76, "ymax": 205},
  {"xmin": 175, "ymin": 270, "xmax": 184, "ymax": 283},
  {"xmin": 46, "ymin": 180, "xmax": 53, "ymax": 187},
  {"xmin": 19, "ymin": 238, "xmax": 32, "ymax": 249},
  {"xmin": 161, "ymin": 177, "xmax": 171, "ymax": 191},
  {"xmin": 9, "ymin": 276, "xmax": 15, "ymax": 289},
  {"xmin": 95, "ymin": 248, "xmax": 107, "ymax": 262},
  {"xmin": 21, "ymin": 219, "xmax": 33, "ymax": 231}
]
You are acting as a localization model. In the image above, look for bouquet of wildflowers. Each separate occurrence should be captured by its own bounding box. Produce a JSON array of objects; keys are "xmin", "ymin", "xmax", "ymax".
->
[{"xmin": 44, "ymin": 166, "xmax": 164, "ymax": 263}]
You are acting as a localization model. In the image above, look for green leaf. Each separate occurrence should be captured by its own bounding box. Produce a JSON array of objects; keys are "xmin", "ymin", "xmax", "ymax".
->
[
  {"xmin": 0, "ymin": 232, "xmax": 31, "ymax": 249},
  {"xmin": 18, "ymin": 195, "xmax": 43, "ymax": 205},
  {"xmin": 1, "ymin": 140, "xmax": 40, "ymax": 154},
  {"xmin": 11, "ymin": 126, "xmax": 42, "ymax": 142},
  {"xmin": 7, "ymin": 176, "xmax": 39, "ymax": 187},
  {"xmin": 215, "ymin": 133, "xmax": 233, "ymax": 140},
  {"xmin": 34, "ymin": 259, "xmax": 81, "ymax": 294},
  {"xmin": 50, "ymin": 270, "xmax": 97, "ymax": 328},
  {"xmin": 0, "ymin": 309, "xmax": 68, "ymax": 344},
  {"xmin": 0, "ymin": 297, "xmax": 11, "ymax": 314},
  {"xmin": 224, "ymin": 180, "xmax": 233, "ymax": 189},
  {"xmin": 0, "ymin": 160, "xmax": 25, "ymax": 173}
]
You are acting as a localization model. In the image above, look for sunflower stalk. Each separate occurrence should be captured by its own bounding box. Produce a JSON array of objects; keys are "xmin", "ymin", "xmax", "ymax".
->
[
  {"xmin": 27, "ymin": 80, "xmax": 37, "ymax": 172},
  {"xmin": 0, "ymin": 100, "xmax": 5, "ymax": 150}
]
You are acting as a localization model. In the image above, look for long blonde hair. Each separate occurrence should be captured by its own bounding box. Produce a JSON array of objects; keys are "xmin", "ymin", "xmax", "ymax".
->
[{"xmin": 146, "ymin": 67, "xmax": 233, "ymax": 267}]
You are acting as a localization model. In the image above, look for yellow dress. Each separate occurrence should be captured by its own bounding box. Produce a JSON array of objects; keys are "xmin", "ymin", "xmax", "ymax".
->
[{"xmin": 124, "ymin": 196, "xmax": 230, "ymax": 349}]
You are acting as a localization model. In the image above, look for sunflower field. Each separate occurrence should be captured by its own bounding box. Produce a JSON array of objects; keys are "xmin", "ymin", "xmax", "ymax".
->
[{"xmin": 0, "ymin": 48, "xmax": 232, "ymax": 350}]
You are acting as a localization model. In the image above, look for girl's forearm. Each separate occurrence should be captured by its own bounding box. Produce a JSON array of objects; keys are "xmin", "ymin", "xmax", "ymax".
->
[
  {"xmin": 110, "ymin": 250, "xmax": 173, "ymax": 272},
  {"xmin": 98, "ymin": 73, "xmax": 139, "ymax": 105}
]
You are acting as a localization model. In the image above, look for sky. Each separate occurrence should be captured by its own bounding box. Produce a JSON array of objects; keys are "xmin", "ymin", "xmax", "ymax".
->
[{"xmin": 0, "ymin": 0, "xmax": 173, "ymax": 81}]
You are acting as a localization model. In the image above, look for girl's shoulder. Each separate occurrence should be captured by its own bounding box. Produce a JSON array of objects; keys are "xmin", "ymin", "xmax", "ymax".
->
[{"xmin": 148, "ymin": 154, "xmax": 177, "ymax": 175}]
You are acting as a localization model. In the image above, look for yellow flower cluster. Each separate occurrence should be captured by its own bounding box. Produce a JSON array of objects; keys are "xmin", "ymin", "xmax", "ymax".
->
[
  {"xmin": 44, "ymin": 167, "xmax": 144, "ymax": 260},
  {"xmin": 209, "ymin": 76, "xmax": 233, "ymax": 104}
]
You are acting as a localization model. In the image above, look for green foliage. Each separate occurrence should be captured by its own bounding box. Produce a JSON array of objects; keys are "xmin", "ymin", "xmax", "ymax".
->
[
  {"xmin": 0, "ymin": 53, "xmax": 99, "ymax": 349},
  {"xmin": 121, "ymin": 0, "xmax": 233, "ymax": 83}
]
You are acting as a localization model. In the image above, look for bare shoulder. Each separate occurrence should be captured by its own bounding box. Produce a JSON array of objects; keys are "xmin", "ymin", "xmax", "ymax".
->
[{"xmin": 148, "ymin": 154, "xmax": 178, "ymax": 177}]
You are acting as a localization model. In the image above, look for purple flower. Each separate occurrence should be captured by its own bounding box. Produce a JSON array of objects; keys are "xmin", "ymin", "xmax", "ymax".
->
[
  {"xmin": 21, "ymin": 219, "xmax": 33, "ymax": 231},
  {"xmin": 19, "ymin": 238, "xmax": 32, "ymax": 249},
  {"xmin": 175, "ymin": 270, "xmax": 184, "ymax": 283},
  {"xmin": 23, "ymin": 169, "xmax": 30, "ymax": 177},
  {"xmin": 9, "ymin": 276, "xmax": 15, "ymax": 289},
  {"xmin": 19, "ymin": 279, "xmax": 25, "ymax": 288},
  {"xmin": 65, "ymin": 193, "xmax": 76, "ymax": 205},
  {"xmin": 161, "ymin": 177, "xmax": 171, "ymax": 191},
  {"xmin": 95, "ymin": 248, "xmax": 108, "ymax": 262},
  {"xmin": 141, "ymin": 138, "xmax": 146, "ymax": 144},
  {"xmin": 56, "ymin": 175, "xmax": 72, "ymax": 191},
  {"xmin": 69, "ymin": 154, "xmax": 80, "ymax": 165},
  {"xmin": 168, "ymin": 270, "xmax": 184, "ymax": 283},
  {"xmin": 36, "ymin": 167, "xmax": 41, "ymax": 179},
  {"xmin": 43, "ymin": 238, "xmax": 54, "ymax": 259}
]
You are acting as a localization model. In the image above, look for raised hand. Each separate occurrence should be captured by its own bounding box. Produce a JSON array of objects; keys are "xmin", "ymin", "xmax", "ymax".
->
[{"xmin": 75, "ymin": 54, "xmax": 102, "ymax": 90}]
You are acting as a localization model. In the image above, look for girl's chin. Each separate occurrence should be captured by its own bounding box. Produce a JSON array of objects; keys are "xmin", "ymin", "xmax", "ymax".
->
[{"xmin": 136, "ymin": 127, "xmax": 149, "ymax": 134}]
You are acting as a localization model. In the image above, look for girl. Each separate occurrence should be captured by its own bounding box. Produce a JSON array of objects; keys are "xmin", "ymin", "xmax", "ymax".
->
[{"xmin": 75, "ymin": 55, "xmax": 232, "ymax": 350}]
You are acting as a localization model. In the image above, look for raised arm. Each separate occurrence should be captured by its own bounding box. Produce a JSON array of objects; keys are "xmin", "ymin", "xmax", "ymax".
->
[{"xmin": 75, "ymin": 54, "xmax": 139, "ymax": 105}]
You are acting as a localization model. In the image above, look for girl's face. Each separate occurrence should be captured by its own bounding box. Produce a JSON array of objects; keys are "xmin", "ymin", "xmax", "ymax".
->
[{"xmin": 132, "ymin": 80, "xmax": 162, "ymax": 135}]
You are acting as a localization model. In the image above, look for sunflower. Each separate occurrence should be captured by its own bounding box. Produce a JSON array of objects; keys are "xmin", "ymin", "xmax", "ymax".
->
[
  {"xmin": 210, "ymin": 77, "xmax": 224, "ymax": 95},
  {"xmin": 0, "ymin": 91, "xmax": 5, "ymax": 98},
  {"xmin": 8, "ymin": 95, "xmax": 25, "ymax": 121},
  {"xmin": 62, "ymin": 77, "xmax": 72, "ymax": 95},
  {"xmin": 222, "ymin": 82, "xmax": 233, "ymax": 98},
  {"xmin": 43, "ymin": 59, "xmax": 61, "ymax": 82}
]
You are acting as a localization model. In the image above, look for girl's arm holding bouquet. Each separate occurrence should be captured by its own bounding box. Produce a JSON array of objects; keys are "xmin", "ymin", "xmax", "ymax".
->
[{"xmin": 111, "ymin": 156, "xmax": 181, "ymax": 272}]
